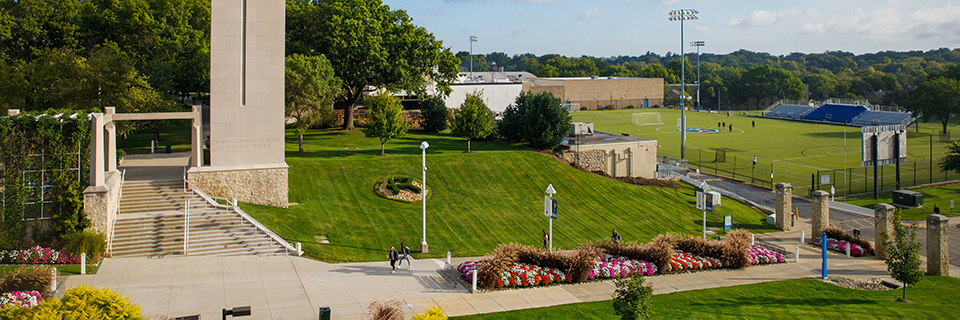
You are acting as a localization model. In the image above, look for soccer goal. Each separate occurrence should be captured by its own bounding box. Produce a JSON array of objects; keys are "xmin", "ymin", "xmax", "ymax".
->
[
  {"xmin": 632, "ymin": 112, "xmax": 662, "ymax": 126},
  {"xmin": 565, "ymin": 102, "xmax": 581, "ymax": 112}
]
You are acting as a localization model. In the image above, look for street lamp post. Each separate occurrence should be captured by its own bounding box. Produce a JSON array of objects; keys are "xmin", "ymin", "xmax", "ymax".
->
[
  {"xmin": 669, "ymin": 9, "xmax": 698, "ymax": 160},
  {"xmin": 469, "ymin": 36, "xmax": 478, "ymax": 82},
  {"xmin": 691, "ymin": 41, "xmax": 705, "ymax": 112},
  {"xmin": 420, "ymin": 141, "xmax": 430, "ymax": 253}
]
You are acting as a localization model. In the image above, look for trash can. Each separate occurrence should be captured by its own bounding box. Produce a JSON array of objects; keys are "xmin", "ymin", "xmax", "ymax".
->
[
  {"xmin": 165, "ymin": 144, "xmax": 172, "ymax": 154},
  {"xmin": 318, "ymin": 307, "xmax": 331, "ymax": 320}
]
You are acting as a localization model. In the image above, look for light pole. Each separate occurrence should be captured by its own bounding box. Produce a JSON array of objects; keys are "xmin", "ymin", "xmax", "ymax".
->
[
  {"xmin": 691, "ymin": 41, "xmax": 705, "ymax": 112},
  {"xmin": 420, "ymin": 141, "xmax": 430, "ymax": 253},
  {"xmin": 669, "ymin": 9, "xmax": 698, "ymax": 160},
  {"xmin": 545, "ymin": 184, "xmax": 556, "ymax": 251},
  {"xmin": 469, "ymin": 36, "xmax": 477, "ymax": 82}
]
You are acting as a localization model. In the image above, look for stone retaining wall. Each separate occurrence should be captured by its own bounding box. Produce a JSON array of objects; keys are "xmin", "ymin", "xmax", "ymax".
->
[
  {"xmin": 188, "ymin": 167, "xmax": 289, "ymax": 208},
  {"xmin": 563, "ymin": 150, "xmax": 605, "ymax": 172}
]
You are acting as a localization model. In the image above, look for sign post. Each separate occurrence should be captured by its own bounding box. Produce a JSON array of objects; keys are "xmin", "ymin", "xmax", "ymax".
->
[
  {"xmin": 723, "ymin": 215, "xmax": 732, "ymax": 232},
  {"xmin": 544, "ymin": 184, "xmax": 557, "ymax": 251}
]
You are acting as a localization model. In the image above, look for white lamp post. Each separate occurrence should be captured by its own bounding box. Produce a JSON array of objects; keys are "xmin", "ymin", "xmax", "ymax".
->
[
  {"xmin": 469, "ymin": 36, "xmax": 478, "ymax": 82},
  {"xmin": 420, "ymin": 141, "xmax": 430, "ymax": 253},
  {"xmin": 545, "ymin": 184, "xmax": 556, "ymax": 251},
  {"xmin": 669, "ymin": 9, "xmax": 698, "ymax": 160},
  {"xmin": 691, "ymin": 41, "xmax": 705, "ymax": 111}
]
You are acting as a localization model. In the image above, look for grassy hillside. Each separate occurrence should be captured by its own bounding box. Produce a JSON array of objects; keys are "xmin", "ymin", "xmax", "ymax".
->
[
  {"xmin": 452, "ymin": 276, "xmax": 960, "ymax": 319},
  {"xmin": 241, "ymin": 129, "xmax": 775, "ymax": 262}
]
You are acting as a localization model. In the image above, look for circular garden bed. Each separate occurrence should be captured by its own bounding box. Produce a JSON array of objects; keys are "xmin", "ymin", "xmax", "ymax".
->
[{"xmin": 377, "ymin": 176, "xmax": 427, "ymax": 202}]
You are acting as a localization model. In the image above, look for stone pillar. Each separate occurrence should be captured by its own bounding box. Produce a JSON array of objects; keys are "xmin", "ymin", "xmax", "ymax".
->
[
  {"xmin": 105, "ymin": 122, "xmax": 117, "ymax": 172},
  {"xmin": 874, "ymin": 203, "xmax": 896, "ymax": 260},
  {"xmin": 775, "ymin": 183, "xmax": 793, "ymax": 231},
  {"xmin": 88, "ymin": 113, "xmax": 105, "ymax": 187},
  {"xmin": 191, "ymin": 105, "xmax": 202, "ymax": 167},
  {"xmin": 926, "ymin": 214, "xmax": 950, "ymax": 276},
  {"xmin": 811, "ymin": 190, "xmax": 830, "ymax": 236}
]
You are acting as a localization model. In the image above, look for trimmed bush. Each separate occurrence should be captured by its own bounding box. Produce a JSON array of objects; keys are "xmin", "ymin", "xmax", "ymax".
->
[
  {"xmin": 385, "ymin": 177, "xmax": 421, "ymax": 195},
  {"xmin": 0, "ymin": 285, "xmax": 142, "ymax": 319},
  {"xmin": 413, "ymin": 305, "xmax": 447, "ymax": 320},
  {"xmin": 61, "ymin": 231, "xmax": 106, "ymax": 263},
  {"xmin": 0, "ymin": 265, "xmax": 53, "ymax": 298}
]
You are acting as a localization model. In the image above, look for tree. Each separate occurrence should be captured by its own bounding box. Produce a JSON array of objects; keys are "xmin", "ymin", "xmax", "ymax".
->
[
  {"xmin": 939, "ymin": 141, "xmax": 960, "ymax": 174},
  {"xmin": 906, "ymin": 77, "xmax": 960, "ymax": 133},
  {"xmin": 287, "ymin": 0, "xmax": 460, "ymax": 130},
  {"xmin": 285, "ymin": 54, "xmax": 342, "ymax": 153},
  {"xmin": 450, "ymin": 91, "xmax": 493, "ymax": 152},
  {"xmin": 361, "ymin": 92, "xmax": 410, "ymax": 155},
  {"xmin": 882, "ymin": 209, "xmax": 924, "ymax": 302},
  {"xmin": 498, "ymin": 91, "xmax": 571, "ymax": 150},
  {"xmin": 611, "ymin": 275, "xmax": 653, "ymax": 320},
  {"xmin": 418, "ymin": 96, "xmax": 448, "ymax": 133}
]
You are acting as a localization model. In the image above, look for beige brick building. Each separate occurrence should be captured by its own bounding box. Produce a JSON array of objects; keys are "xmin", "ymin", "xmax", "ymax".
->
[{"xmin": 522, "ymin": 77, "xmax": 664, "ymax": 110}]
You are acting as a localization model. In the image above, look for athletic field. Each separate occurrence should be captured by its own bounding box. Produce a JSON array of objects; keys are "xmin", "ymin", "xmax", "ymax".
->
[{"xmin": 572, "ymin": 108, "xmax": 960, "ymax": 197}]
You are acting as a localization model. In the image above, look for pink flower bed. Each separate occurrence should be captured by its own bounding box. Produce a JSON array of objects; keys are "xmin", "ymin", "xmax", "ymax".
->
[
  {"xmin": 747, "ymin": 245, "xmax": 785, "ymax": 265},
  {"xmin": 457, "ymin": 261, "xmax": 572, "ymax": 288},
  {"xmin": 589, "ymin": 254, "xmax": 657, "ymax": 279},
  {"xmin": 457, "ymin": 261, "xmax": 479, "ymax": 282},
  {"xmin": 0, "ymin": 291, "xmax": 41, "ymax": 309},
  {"xmin": 812, "ymin": 237, "xmax": 871, "ymax": 256},
  {"xmin": 0, "ymin": 246, "xmax": 80, "ymax": 264},
  {"xmin": 667, "ymin": 250, "xmax": 723, "ymax": 272}
]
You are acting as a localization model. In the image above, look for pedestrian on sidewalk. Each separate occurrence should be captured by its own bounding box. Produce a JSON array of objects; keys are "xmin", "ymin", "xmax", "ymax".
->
[
  {"xmin": 542, "ymin": 230, "xmax": 549, "ymax": 249},
  {"xmin": 933, "ymin": 204, "xmax": 941, "ymax": 214},
  {"xmin": 399, "ymin": 242, "xmax": 412, "ymax": 268},
  {"xmin": 388, "ymin": 247, "xmax": 399, "ymax": 273},
  {"xmin": 611, "ymin": 228, "xmax": 621, "ymax": 245}
]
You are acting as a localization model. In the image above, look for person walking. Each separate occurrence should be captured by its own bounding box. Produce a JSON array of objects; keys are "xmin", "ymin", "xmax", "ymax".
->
[
  {"xmin": 399, "ymin": 242, "xmax": 412, "ymax": 268},
  {"xmin": 388, "ymin": 247, "xmax": 399, "ymax": 273},
  {"xmin": 933, "ymin": 204, "xmax": 941, "ymax": 214},
  {"xmin": 611, "ymin": 228, "xmax": 622, "ymax": 245},
  {"xmin": 729, "ymin": 124, "xmax": 733, "ymax": 132},
  {"xmin": 752, "ymin": 120, "xmax": 755, "ymax": 128},
  {"xmin": 753, "ymin": 155, "xmax": 757, "ymax": 168},
  {"xmin": 718, "ymin": 121, "xmax": 721, "ymax": 128},
  {"xmin": 542, "ymin": 230, "xmax": 549, "ymax": 249}
]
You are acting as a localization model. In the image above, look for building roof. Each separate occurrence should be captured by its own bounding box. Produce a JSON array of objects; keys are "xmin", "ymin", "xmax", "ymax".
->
[{"xmin": 561, "ymin": 131, "xmax": 654, "ymax": 147}]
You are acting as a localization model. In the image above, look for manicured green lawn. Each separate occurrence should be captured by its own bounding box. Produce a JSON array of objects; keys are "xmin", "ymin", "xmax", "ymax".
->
[
  {"xmin": 119, "ymin": 124, "xmax": 193, "ymax": 155},
  {"xmin": 241, "ymin": 129, "xmax": 776, "ymax": 262},
  {"xmin": 0, "ymin": 264, "xmax": 98, "ymax": 276},
  {"xmin": 574, "ymin": 109, "xmax": 960, "ymax": 197},
  {"xmin": 841, "ymin": 183, "xmax": 960, "ymax": 221},
  {"xmin": 452, "ymin": 276, "xmax": 960, "ymax": 319}
]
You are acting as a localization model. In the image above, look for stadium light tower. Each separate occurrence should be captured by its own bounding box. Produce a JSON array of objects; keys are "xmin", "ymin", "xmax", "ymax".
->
[
  {"xmin": 469, "ymin": 35, "xmax": 478, "ymax": 82},
  {"xmin": 691, "ymin": 41, "xmax": 705, "ymax": 112},
  {"xmin": 669, "ymin": 9, "xmax": 698, "ymax": 161}
]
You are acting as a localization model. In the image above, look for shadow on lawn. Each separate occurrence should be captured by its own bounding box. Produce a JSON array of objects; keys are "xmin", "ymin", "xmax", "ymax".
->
[
  {"xmin": 685, "ymin": 297, "xmax": 875, "ymax": 310},
  {"xmin": 289, "ymin": 131, "xmax": 524, "ymax": 159}
]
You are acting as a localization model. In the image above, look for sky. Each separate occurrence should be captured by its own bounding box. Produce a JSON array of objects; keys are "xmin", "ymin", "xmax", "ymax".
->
[{"xmin": 381, "ymin": 0, "xmax": 960, "ymax": 58}]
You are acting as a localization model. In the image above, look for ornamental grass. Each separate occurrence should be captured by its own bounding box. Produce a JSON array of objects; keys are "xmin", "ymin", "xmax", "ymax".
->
[{"xmin": 0, "ymin": 265, "xmax": 54, "ymax": 298}]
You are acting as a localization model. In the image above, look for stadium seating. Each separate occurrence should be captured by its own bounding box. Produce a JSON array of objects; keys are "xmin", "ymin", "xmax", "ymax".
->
[
  {"xmin": 763, "ymin": 104, "xmax": 817, "ymax": 120},
  {"xmin": 849, "ymin": 111, "xmax": 916, "ymax": 127},
  {"xmin": 802, "ymin": 104, "xmax": 868, "ymax": 123}
]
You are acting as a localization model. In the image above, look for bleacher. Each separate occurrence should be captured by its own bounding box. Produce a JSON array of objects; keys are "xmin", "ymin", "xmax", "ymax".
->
[
  {"xmin": 762, "ymin": 104, "xmax": 817, "ymax": 120},
  {"xmin": 802, "ymin": 104, "xmax": 868, "ymax": 124},
  {"xmin": 849, "ymin": 111, "xmax": 916, "ymax": 127}
]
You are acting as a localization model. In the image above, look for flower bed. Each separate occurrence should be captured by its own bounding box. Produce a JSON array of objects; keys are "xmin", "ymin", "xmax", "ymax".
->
[
  {"xmin": 667, "ymin": 250, "xmax": 723, "ymax": 272},
  {"xmin": 747, "ymin": 245, "xmax": 785, "ymax": 265},
  {"xmin": 0, "ymin": 246, "xmax": 80, "ymax": 265},
  {"xmin": 812, "ymin": 237, "xmax": 872, "ymax": 256},
  {"xmin": 589, "ymin": 254, "xmax": 657, "ymax": 279},
  {"xmin": 495, "ymin": 263, "xmax": 571, "ymax": 288},
  {"xmin": 0, "ymin": 291, "xmax": 41, "ymax": 309},
  {"xmin": 457, "ymin": 261, "xmax": 479, "ymax": 282}
]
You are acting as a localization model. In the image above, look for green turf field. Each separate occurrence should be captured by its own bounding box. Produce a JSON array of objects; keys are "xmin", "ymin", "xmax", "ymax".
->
[
  {"xmin": 451, "ymin": 276, "xmax": 960, "ymax": 319},
  {"xmin": 842, "ymin": 183, "xmax": 960, "ymax": 221},
  {"xmin": 573, "ymin": 108, "xmax": 960, "ymax": 197},
  {"xmin": 241, "ymin": 129, "xmax": 777, "ymax": 262}
]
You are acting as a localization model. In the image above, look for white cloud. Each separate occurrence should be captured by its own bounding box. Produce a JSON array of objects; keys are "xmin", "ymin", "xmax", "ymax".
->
[
  {"xmin": 577, "ymin": 7, "xmax": 604, "ymax": 20},
  {"xmin": 525, "ymin": 14, "xmax": 541, "ymax": 22},
  {"xmin": 802, "ymin": 22, "xmax": 825, "ymax": 35},
  {"xmin": 824, "ymin": 4, "xmax": 960, "ymax": 42},
  {"xmin": 727, "ymin": 10, "xmax": 793, "ymax": 28},
  {"xmin": 444, "ymin": 0, "xmax": 559, "ymax": 4},
  {"xmin": 694, "ymin": 25, "xmax": 710, "ymax": 33}
]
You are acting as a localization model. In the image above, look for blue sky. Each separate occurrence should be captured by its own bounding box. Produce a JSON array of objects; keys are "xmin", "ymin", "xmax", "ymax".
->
[{"xmin": 382, "ymin": 0, "xmax": 960, "ymax": 57}]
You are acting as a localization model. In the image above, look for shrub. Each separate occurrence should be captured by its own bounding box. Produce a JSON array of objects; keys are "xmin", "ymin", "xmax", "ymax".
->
[
  {"xmin": 612, "ymin": 275, "xmax": 654, "ymax": 320},
  {"xmin": 722, "ymin": 229, "xmax": 751, "ymax": 269},
  {"xmin": 0, "ymin": 265, "xmax": 54, "ymax": 298},
  {"xmin": 822, "ymin": 225, "xmax": 874, "ymax": 254},
  {"xmin": 626, "ymin": 105, "xmax": 635, "ymax": 109},
  {"xmin": 580, "ymin": 106, "xmax": 587, "ymax": 111},
  {"xmin": 643, "ymin": 235, "xmax": 675, "ymax": 272},
  {"xmin": 418, "ymin": 96, "xmax": 449, "ymax": 133},
  {"xmin": 496, "ymin": 91, "xmax": 571, "ymax": 150},
  {"xmin": 385, "ymin": 177, "xmax": 421, "ymax": 195},
  {"xmin": 365, "ymin": 299, "xmax": 404, "ymax": 320},
  {"xmin": 413, "ymin": 305, "xmax": 447, "ymax": 320},
  {"xmin": 604, "ymin": 105, "xmax": 615, "ymax": 110},
  {"xmin": 0, "ymin": 285, "xmax": 142, "ymax": 319},
  {"xmin": 477, "ymin": 243, "xmax": 520, "ymax": 289},
  {"xmin": 61, "ymin": 231, "xmax": 106, "ymax": 263}
]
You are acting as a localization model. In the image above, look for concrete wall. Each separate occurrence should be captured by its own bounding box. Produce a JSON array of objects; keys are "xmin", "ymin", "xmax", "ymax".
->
[
  {"xmin": 446, "ymin": 83, "xmax": 523, "ymax": 113},
  {"xmin": 523, "ymin": 78, "xmax": 664, "ymax": 110},
  {"xmin": 84, "ymin": 171, "xmax": 122, "ymax": 244},
  {"xmin": 564, "ymin": 140, "xmax": 658, "ymax": 179},
  {"xmin": 189, "ymin": 166, "xmax": 289, "ymax": 208}
]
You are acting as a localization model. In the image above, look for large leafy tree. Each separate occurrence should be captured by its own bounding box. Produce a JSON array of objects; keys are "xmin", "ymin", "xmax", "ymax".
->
[
  {"xmin": 939, "ymin": 141, "xmax": 960, "ymax": 174},
  {"xmin": 498, "ymin": 91, "xmax": 571, "ymax": 150},
  {"xmin": 450, "ymin": 91, "xmax": 493, "ymax": 152},
  {"xmin": 361, "ymin": 92, "xmax": 410, "ymax": 155},
  {"xmin": 418, "ymin": 96, "xmax": 448, "ymax": 133},
  {"xmin": 881, "ymin": 209, "xmax": 924, "ymax": 302},
  {"xmin": 287, "ymin": 0, "xmax": 460, "ymax": 130},
  {"xmin": 907, "ymin": 77, "xmax": 960, "ymax": 133},
  {"xmin": 285, "ymin": 54, "xmax": 342, "ymax": 153}
]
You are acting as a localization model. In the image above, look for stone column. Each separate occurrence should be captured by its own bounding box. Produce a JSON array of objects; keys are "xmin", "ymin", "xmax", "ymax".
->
[
  {"xmin": 811, "ymin": 190, "xmax": 830, "ymax": 236},
  {"xmin": 874, "ymin": 203, "xmax": 896, "ymax": 260},
  {"xmin": 775, "ymin": 183, "xmax": 793, "ymax": 231},
  {"xmin": 88, "ymin": 113, "xmax": 105, "ymax": 187},
  {"xmin": 926, "ymin": 214, "xmax": 950, "ymax": 276},
  {"xmin": 191, "ymin": 105, "xmax": 202, "ymax": 168}
]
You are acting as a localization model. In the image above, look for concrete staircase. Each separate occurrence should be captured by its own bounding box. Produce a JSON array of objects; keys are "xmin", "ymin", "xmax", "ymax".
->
[{"xmin": 110, "ymin": 180, "xmax": 292, "ymax": 258}]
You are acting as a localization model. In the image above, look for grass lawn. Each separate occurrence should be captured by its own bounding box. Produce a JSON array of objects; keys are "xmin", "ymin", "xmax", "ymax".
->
[
  {"xmin": 574, "ymin": 109, "xmax": 960, "ymax": 197},
  {"xmin": 1, "ymin": 264, "xmax": 98, "ymax": 276},
  {"xmin": 119, "ymin": 124, "xmax": 193, "ymax": 155},
  {"xmin": 241, "ymin": 129, "xmax": 777, "ymax": 263},
  {"xmin": 452, "ymin": 276, "xmax": 960, "ymax": 319},
  {"xmin": 841, "ymin": 183, "xmax": 960, "ymax": 221}
]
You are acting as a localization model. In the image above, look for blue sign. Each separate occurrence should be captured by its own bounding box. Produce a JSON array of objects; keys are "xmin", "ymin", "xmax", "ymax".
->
[
  {"xmin": 723, "ymin": 215, "xmax": 732, "ymax": 231},
  {"xmin": 687, "ymin": 128, "xmax": 720, "ymax": 133}
]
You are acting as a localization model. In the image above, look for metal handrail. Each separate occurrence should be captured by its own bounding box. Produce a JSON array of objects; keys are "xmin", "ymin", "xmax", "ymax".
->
[
  {"xmin": 184, "ymin": 180, "xmax": 300, "ymax": 256},
  {"xmin": 107, "ymin": 169, "xmax": 125, "ymax": 257}
]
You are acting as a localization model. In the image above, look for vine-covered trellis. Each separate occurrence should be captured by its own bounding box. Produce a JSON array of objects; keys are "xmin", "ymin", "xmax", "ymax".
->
[{"xmin": 1, "ymin": 111, "xmax": 92, "ymax": 241}]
